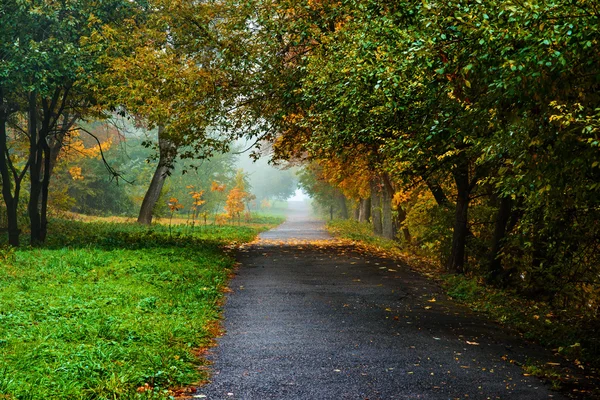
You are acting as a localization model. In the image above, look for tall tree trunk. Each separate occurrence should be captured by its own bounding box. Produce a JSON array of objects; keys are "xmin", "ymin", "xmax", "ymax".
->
[
  {"xmin": 31, "ymin": 112, "xmax": 77, "ymax": 242},
  {"xmin": 446, "ymin": 160, "xmax": 470, "ymax": 273},
  {"xmin": 381, "ymin": 174, "xmax": 394, "ymax": 240},
  {"xmin": 0, "ymin": 90, "xmax": 21, "ymax": 246},
  {"xmin": 353, "ymin": 201, "xmax": 360, "ymax": 220},
  {"xmin": 358, "ymin": 197, "xmax": 371, "ymax": 223},
  {"xmin": 370, "ymin": 177, "xmax": 383, "ymax": 235},
  {"xmin": 138, "ymin": 126, "xmax": 176, "ymax": 225},
  {"xmin": 27, "ymin": 92, "xmax": 43, "ymax": 246},
  {"xmin": 40, "ymin": 136, "xmax": 51, "ymax": 242},
  {"xmin": 488, "ymin": 195, "xmax": 512, "ymax": 284},
  {"xmin": 337, "ymin": 192, "xmax": 348, "ymax": 219}
]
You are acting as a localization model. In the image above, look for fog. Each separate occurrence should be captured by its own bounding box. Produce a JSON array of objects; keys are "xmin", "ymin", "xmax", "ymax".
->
[{"xmin": 50, "ymin": 118, "xmax": 308, "ymax": 217}]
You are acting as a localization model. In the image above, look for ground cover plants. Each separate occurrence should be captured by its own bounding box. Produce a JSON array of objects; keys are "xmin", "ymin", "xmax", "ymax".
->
[{"xmin": 0, "ymin": 216, "xmax": 283, "ymax": 399}]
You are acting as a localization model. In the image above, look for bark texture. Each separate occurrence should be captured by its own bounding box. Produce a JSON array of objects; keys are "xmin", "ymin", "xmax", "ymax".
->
[
  {"xmin": 27, "ymin": 91, "xmax": 43, "ymax": 245},
  {"xmin": 338, "ymin": 192, "xmax": 348, "ymax": 219},
  {"xmin": 358, "ymin": 197, "xmax": 371, "ymax": 223},
  {"xmin": 370, "ymin": 178, "xmax": 383, "ymax": 235},
  {"xmin": 446, "ymin": 160, "xmax": 470, "ymax": 272},
  {"xmin": 0, "ymin": 89, "xmax": 23, "ymax": 246},
  {"xmin": 381, "ymin": 174, "xmax": 394, "ymax": 240},
  {"xmin": 138, "ymin": 126, "xmax": 177, "ymax": 225}
]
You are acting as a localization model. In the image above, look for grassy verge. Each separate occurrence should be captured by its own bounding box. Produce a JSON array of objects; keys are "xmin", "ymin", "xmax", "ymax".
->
[
  {"xmin": 327, "ymin": 219, "xmax": 600, "ymax": 392},
  {"xmin": 0, "ymin": 217, "xmax": 282, "ymax": 400},
  {"xmin": 327, "ymin": 219, "xmax": 442, "ymax": 278}
]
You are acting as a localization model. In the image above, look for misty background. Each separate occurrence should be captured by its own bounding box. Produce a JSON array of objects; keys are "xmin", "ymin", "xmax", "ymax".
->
[{"xmin": 49, "ymin": 117, "xmax": 308, "ymax": 219}]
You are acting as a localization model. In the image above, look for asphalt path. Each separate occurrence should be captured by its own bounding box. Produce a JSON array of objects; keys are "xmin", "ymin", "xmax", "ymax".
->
[{"xmin": 197, "ymin": 202, "xmax": 566, "ymax": 399}]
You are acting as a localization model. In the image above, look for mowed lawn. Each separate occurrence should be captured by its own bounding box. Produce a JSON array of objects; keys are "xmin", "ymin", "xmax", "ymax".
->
[{"xmin": 0, "ymin": 217, "xmax": 282, "ymax": 399}]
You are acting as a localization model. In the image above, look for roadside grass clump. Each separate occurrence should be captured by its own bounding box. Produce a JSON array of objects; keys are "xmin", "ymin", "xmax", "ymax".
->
[
  {"xmin": 0, "ymin": 218, "xmax": 279, "ymax": 399},
  {"xmin": 327, "ymin": 219, "xmax": 398, "ymax": 252},
  {"xmin": 523, "ymin": 360, "xmax": 565, "ymax": 391}
]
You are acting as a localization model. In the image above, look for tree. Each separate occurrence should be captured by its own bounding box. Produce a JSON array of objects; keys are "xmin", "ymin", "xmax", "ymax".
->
[
  {"xmin": 224, "ymin": 187, "xmax": 246, "ymax": 224},
  {"xmin": 0, "ymin": 0, "xmax": 141, "ymax": 244},
  {"xmin": 101, "ymin": 0, "xmax": 232, "ymax": 225}
]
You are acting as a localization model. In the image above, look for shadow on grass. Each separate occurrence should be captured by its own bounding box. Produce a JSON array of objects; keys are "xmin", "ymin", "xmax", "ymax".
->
[{"xmin": 1, "ymin": 219, "xmax": 266, "ymax": 251}]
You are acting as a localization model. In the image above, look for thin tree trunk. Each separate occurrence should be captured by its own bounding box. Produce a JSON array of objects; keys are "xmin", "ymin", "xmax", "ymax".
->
[
  {"xmin": 488, "ymin": 195, "xmax": 512, "ymax": 284},
  {"xmin": 446, "ymin": 160, "xmax": 470, "ymax": 273},
  {"xmin": 353, "ymin": 201, "xmax": 360, "ymax": 220},
  {"xmin": 370, "ymin": 178, "xmax": 383, "ymax": 235},
  {"xmin": 338, "ymin": 192, "xmax": 348, "ymax": 219},
  {"xmin": 138, "ymin": 126, "xmax": 176, "ymax": 225},
  {"xmin": 381, "ymin": 174, "xmax": 394, "ymax": 240},
  {"xmin": 0, "ymin": 90, "xmax": 21, "ymax": 246},
  {"xmin": 423, "ymin": 175, "xmax": 450, "ymax": 207},
  {"xmin": 27, "ymin": 91, "xmax": 43, "ymax": 245},
  {"xmin": 40, "ymin": 135, "xmax": 51, "ymax": 242}
]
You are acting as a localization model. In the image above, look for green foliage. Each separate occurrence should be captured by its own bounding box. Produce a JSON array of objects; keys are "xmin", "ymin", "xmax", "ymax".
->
[
  {"xmin": 443, "ymin": 274, "xmax": 600, "ymax": 365},
  {"xmin": 404, "ymin": 193, "xmax": 453, "ymax": 260},
  {"xmin": 0, "ymin": 218, "xmax": 278, "ymax": 399},
  {"xmin": 223, "ymin": 0, "xmax": 600, "ymax": 311},
  {"xmin": 444, "ymin": 275, "xmax": 484, "ymax": 302}
]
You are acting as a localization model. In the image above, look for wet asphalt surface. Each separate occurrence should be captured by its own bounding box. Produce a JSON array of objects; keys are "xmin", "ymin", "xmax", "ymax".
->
[{"xmin": 197, "ymin": 202, "xmax": 567, "ymax": 399}]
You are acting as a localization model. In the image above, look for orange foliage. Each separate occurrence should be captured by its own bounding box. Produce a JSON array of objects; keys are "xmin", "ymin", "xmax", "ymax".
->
[
  {"xmin": 68, "ymin": 166, "xmax": 84, "ymax": 181},
  {"xmin": 215, "ymin": 213, "xmax": 229, "ymax": 225},
  {"xmin": 168, "ymin": 197, "xmax": 184, "ymax": 212},
  {"xmin": 225, "ymin": 187, "xmax": 246, "ymax": 220},
  {"xmin": 59, "ymin": 130, "xmax": 113, "ymax": 162},
  {"xmin": 392, "ymin": 191, "xmax": 411, "ymax": 208},
  {"xmin": 188, "ymin": 186, "xmax": 206, "ymax": 208},
  {"xmin": 318, "ymin": 155, "xmax": 371, "ymax": 200},
  {"xmin": 211, "ymin": 181, "xmax": 226, "ymax": 192}
]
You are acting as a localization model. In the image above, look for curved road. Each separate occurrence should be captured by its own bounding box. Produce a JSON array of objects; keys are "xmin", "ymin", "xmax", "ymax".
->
[{"xmin": 197, "ymin": 202, "xmax": 566, "ymax": 399}]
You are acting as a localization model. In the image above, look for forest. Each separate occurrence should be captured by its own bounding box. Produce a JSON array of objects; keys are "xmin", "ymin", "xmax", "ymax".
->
[{"xmin": 1, "ymin": 0, "xmax": 599, "ymax": 398}]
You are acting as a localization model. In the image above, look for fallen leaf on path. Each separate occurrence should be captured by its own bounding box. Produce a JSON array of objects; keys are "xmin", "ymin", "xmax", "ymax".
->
[
  {"xmin": 427, "ymin": 298, "xmax": 436, "ymax": 303},
  {"xmin": 466, "ymin": 341, "xmax": 480, "ymax": 346}
]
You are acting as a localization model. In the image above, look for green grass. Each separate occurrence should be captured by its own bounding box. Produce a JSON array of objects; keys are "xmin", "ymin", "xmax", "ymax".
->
[
  {"xmin": 327, "ymin": 219, "xmax": 399, "ymax": 251},
  {"xmin": 0, "ymin": 217, "xmax": 281, "ymax": 399}
]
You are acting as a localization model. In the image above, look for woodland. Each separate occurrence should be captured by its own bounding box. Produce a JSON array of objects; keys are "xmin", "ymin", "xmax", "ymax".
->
[{"xmin": 1, "ymin": 0, "xmax": 600, "ymax": 397}]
